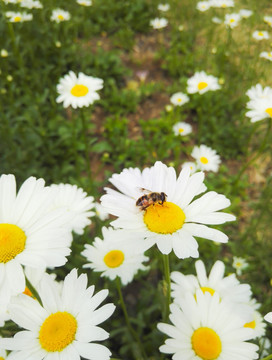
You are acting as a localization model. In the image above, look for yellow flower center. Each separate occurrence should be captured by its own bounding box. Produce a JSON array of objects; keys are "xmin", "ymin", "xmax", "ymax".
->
[
  {"xmin": 0, "ymin": 357, "xmax": 5, "ymax": 360},
  {"xmin": 200, "ymin": 156, "xmax": 209, "ymax": 164},
  {"xmin": 57, "ymin": 14, "xmax": 64, "ymax": 20},
  {"xmin": 70, "ymin": 84, "xmax": 89, "ymax": 97},
  {"xmin": 104, "ymin": 250, "xmax": 125, "ymax": 268},
  {"xmin": 244, "ymin": 320, "xmax": 256, "ymax": 329},
  {"xmin": 0, "ymin": 224, "xmax": 26, "ymax": 263},
  {"xmin": 178, "ymin": 128, "xmax": 184, "ymax": 133},
  {"xmin": 39, "ymin": 312, "xmax": 77, "ymax": 352},
  {"xmin": 221, "ymin": 4, "xmax": 227, "ymax": 8},
  {"xmin": 258, "ymin": 32, "xmax": 264, "ymax": 37},
  {"xmin": 177, "ymin": 98, "xmax": 182, "ymax": 102},
  {"xmin": 143, "ymin": 202, "xmax": 185, "ymax": 234},
  {"xmin": 230, "ymin": 18, "xmax": 235, "ymax": 23},
  {"xmin": 23, "ymin": 286, "xmax": 34, "ymax": 298},
  {"xmin": 192, "ymin": 327, "xmax": 222, "ymax": 359},
  {"xmin": 268, "ymin": 53, "xmax": 272, "ymax": 57},
  {"xmin": 14, "ymin": 16, "xmax": 22, "ymax": 22},
  {"xmin": 265, "ymin": 108, "xmax": 272, "ymax": 117},
  {"xmin": 200, "ymin": 286, "xmax": 215, "ymax": 296},
  {"xmin": 198, "ymin": 82, "xmax": 208, "ymax": 91}
]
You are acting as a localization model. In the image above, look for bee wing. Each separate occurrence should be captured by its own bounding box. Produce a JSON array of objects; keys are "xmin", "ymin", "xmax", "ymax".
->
[{"xmin": 137, "ymin": 187, "xmax": 152, "ymax": 194}]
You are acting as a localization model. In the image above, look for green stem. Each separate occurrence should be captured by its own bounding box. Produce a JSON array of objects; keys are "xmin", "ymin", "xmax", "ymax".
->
[
  {"xmin": 80, "ymin": 108, "xmax": 92, "ymax": 187},
  {"xmin": 162, "ymin": 254, "xmax": 171, "ymax": 321},
  {"xmin": 232, "ymin": 118, "xmax": 271, "ymax": 190},
  {"xmin": 72, "ymin": 114, "xmax": 81, "ymax": 178},
  {"xmin": 7, "ymin": 22, "xmax": 23, "ymax": 68},
  {"xmin": 260, "ymin": 355, "xmax": 272, "ymax": 360},
  {"xmin": 25, "ymin": 276, "xmax": 42, "ymax": 306},
  {"xmin": 115, "ymin": 278, "xmax": 148, "ymax": 360}
]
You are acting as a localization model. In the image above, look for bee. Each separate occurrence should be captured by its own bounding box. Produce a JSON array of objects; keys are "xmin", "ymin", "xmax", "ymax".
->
[{"xmin": 136, "ymin": 188, "xmax": 167, "ymax": 211}]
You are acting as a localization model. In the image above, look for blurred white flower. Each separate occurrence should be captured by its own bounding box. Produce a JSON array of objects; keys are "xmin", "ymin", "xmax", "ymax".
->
[
  {"xmin": 150, "ymin": 17, "xmax": 168, "ymax": 29},
  {"xmin": 224, "ymin": 13, "xmax": 241, "ymax": 28},
  {"xmin": 172, "ymin": 122, "xmax": 192, "ymax": 136},
  {"xmin": 232, "ymin": 256, "xmax": 249, "ymax": 275},
  {"xmin": 191, "ymin": 144, "xmax": 221, "ymax": 172},
  {"xmin": 252, "ymin": 30, "xmax": 269, "ymax": 40},
  {"xmin": 158, "ymin": 3, "xmax": 170, "ymax": 11},
  {"xmin": 50, "ymin": 9, "xmax": 71, "ymax": 23},
  {"xmin": 187, "ymin": 71, "xmax": 221, "ymax": 94},
  {"xmin": 170, "ymin": 92, "xmax": 189, "ymax": 106}
]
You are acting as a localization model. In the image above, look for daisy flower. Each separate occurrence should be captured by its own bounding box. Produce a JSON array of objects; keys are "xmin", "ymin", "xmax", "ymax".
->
[
  {"xmin": 5, "ymin": 11, "xmax": 33, "ymax": 22},
  {"xmin": 50, "ymin": 9, "xmax": 71, "ymax": 23},
  {"xmin": 246, "ymin": 96, "xmax": 272, "ymax": 122},
  {"xmin": 210, "ymin": 0, "xmax": 234, "ymax": 8},
  {"xmin": 170, "ymin": 92, "xmax": 189, "ymax": 106},
  {"xmin": 158, "ymin": 3, "xmax": 170, "ymax": 11},
  {"xmin": 49, "ymin": 183, "xmax": 95, "ymax": 235},
  {"xmin": 224, "ymin": 13, "xmax": 241, "ymax": 28},
  {"xmin": 264, "ymin": 16, "xmax": 272, "ymax": 27},
  {"xmin": 172, "ymin": 122, "xmax": 192, "ymax": 136},
  {"xmin": 244, "ymin": 309, "xmax": 266, "ymax": 339},
  {"xmin": 171, "ymin": 260, "xmax": 253, "ymax": 317},
  {"xmin": 187, "ymin": 71, "xmax": 221, "ymax": 95},
  {"xmin": 100, "ymin": 161, "xmax": 235, "ymax": 259},
  {"xmin": 260, "ymin": 51, "xmax": 272, "ymax": 61},
  {"xmin": 191, "ymin": 144, "xmax": 221, "ymax": 172},
  {"xmin": 239, "ymin": 9, "xmax": 253, "ymax": 18},
  {"xmin": 94, "ymin": 202, "xmax": 110, "ymax": 221},
  {"xmin": 252, "ymin": 30, "xmax": 269, "ymax": 40},
  {"xmin": 0, "ymin": 269, "xmax": 115, "ymax": 360},
  {"xmin": 182, "ymin": 161, "xmax": 197, "ymax": 174},
  {"xmin": 20, "ymin": 0, "xmax": 43, "ymax": 9},
  {"xmin": 232, "ymin": 256, "xmax": 249, "ymax": 275},
  {"xmin": 196, "ymin": 1, "xmax": 211, "ymax": 12},
  {"xmin": 264, "ymin": 312, "xmax": 272, "ymax": 323},
  {"xmin": 150, "ymin": 17, "xmax": 168, "ymax": 29},
  {"xmin": 0, "ymin": 174, "xmax": 72, "ymax": 305},
  {"xmin": 212, "ymin": 17, "xmax": 222, "ymax": 24},
  {"xmin": 82, "ymin": 227, "xmax": 149, "ymax": 285},
  {"xmin": 158, "ymin": 291, "xmax": 259, "ymax": 360},
  {"xmin": 246, "ymin": 84, "xmax": 272, "ymax": 101},
  {"xmin": 56, "ymin": 71, "xmax": 103, "ymax": 109},
  {"xmin": 77, "ymin": 0, "xmax": 92, "ymax": 5}
]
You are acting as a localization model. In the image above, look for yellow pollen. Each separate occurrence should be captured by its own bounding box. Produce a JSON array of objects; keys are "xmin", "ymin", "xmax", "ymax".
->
[
  {"xmin": 192, "ymin": 327, "xmax": 222, "ymax": 359},
  {"xmin": 200, "ymin": 156, "xmax": 209, "ymax": 164},
  {"xmin": 144, "ymin": 202, "xmax": 185, "ymax": 234},
  {"xmin": 0, "ymin": 224, "xmax": 26, "ymax": 263},
  {"xmin": 14, "ymin": 16, "xmax": 22, "ymax": 22},
  {"xmin": 39, "ymin": 312, "xmax": 77, "ymax": 352},
  {"xmin": 265, "ymin": 108, "xmax": 272, "ymax": 117},
  {"xmin": 200, "ymin": 287, "xmax": 215, "ymax": 296},
  {"xmin": 70, "ymin": 84, "xmax": 89, "ymax": 97},
  {"xmin": 230, "ymin": 19, "xmax": 235, "ymax": 23},
  {"xmin": 221, "ymin": 4, "xmax": 227, "ymax": 8},
  {"xmin": 57, "ymin": 14, "xmax": 64, "ymax": 20},
  {"xmin": 0, "ymin": 357, "xmax": 4, "ymax": 360},
  {"xmin": 258, "ymin": 32, "xmax": 264, "ymax": 36},
  {"xmin": 198, "ymin": 82, "xmax": 208, "ymax": 91},
  {"xmin": 179, "ymin": 128, "xmax": 184, "ymax": 133},
  {"xmin": 244, "ymin": 320, "xmax": 256, "ymax": 329},
  {"xmin": 104, "ymin": 250, "xmax": 125, "ymax": 268}
]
